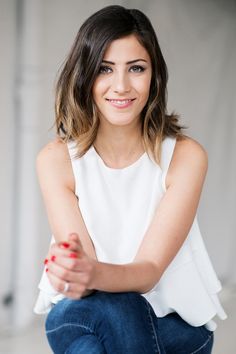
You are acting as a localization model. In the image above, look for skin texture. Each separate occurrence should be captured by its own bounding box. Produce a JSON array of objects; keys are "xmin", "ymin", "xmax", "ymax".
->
[
  {"xmin": 37, "ymin": 35, "xmax": 208, "ymax": 299},
  {"xmin": 92, "ymin": 35, "xmax": 152, "ymax": 129},
  {"xmin": 92, "ymin": 35, "xmax": 152, "ymax": 168}
]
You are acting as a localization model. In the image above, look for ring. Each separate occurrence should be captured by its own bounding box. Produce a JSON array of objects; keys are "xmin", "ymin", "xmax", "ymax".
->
[{"xmin": 63, "ymin": 282, "xmax": 70, "ymax": 293}]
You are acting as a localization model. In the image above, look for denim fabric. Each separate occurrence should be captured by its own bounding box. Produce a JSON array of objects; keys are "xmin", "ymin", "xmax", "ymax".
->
[{"xmin": 45, "ymin": 291, "xmax": 214, "ymax": 354}]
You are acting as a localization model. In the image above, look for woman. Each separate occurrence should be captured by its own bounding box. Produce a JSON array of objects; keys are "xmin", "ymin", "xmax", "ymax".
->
[{"xmin": 34, "ymin": 5, "xmax": 226, "ymax": 354}]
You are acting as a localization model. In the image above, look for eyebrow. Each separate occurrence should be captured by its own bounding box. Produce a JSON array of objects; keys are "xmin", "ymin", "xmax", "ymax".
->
[{"xmin": 101, "ymin": 59, "xmax": 148, "ymax": 65}]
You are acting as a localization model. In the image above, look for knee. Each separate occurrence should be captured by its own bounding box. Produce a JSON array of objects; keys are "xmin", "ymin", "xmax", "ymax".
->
[
  {"xmin": 45, "ymin": 291, "xmax": 146, "ymax": 332},
  {"xmin": 45, "ymin": 297, "xmax": 102, "ymax": 354},
  {"xmin": 92, "ymin": 291, "xmax": 147, "ymax": 320},
  {"xmin": 45, "ymin": 298, "xmax": 68, "ymax": 332},
  {"xmin": 45, "ymin": 297, "xmax": 100, "ymax": 333}
]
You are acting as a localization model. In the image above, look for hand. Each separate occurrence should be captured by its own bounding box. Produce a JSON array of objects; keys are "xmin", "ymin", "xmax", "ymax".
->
[{"xmin": 44, "ymin": 233, "xmax": 96, "ymax": 299}]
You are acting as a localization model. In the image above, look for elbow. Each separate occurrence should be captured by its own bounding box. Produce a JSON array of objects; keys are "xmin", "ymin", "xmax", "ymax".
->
[
  {"xmin": 138, "ymin": 261, "xmax": 161, "ymax": 294},
  {"xmin": 142, "ymin": 279, "xmax": 159, "ymax": 294},
  {"xmin": 139, "ymin": 282, "xmax": 158, "ymax": 295}
]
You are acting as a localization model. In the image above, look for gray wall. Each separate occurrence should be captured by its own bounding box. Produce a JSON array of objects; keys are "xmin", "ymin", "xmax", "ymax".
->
[{"xmin": 0, "ymin": 0, "xmax": 17, "ymax": 328}]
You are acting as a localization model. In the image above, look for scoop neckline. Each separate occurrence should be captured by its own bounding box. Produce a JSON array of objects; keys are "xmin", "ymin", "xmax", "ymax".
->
[{"xmin": 91, "ymin": 145, "xmax": 148, "ymax": 172}]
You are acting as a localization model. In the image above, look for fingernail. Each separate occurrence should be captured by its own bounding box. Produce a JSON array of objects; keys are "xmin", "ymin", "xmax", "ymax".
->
[
  {"xmin": 60, "ymin": 242, "xmax": 70, "ymax": 248},
  {"xmin": 69, "ymin": 252, "xmax": 78, "ymax": 259},
  {"xmin": 45, "ymin": 268, "xmax": 49, "ymax": 272},
  {"xmin": 44, "ymin": 259, "xmax": 48, "ymax": 265},
  {"xmin": 51, "ymin": 255, "xmax": 56, "ymax": 262}
]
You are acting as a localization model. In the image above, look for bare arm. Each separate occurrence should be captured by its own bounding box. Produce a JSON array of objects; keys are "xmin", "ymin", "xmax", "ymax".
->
[
  {"xmin": 37, "ymin": 138, "xmax": 97, "ymax": 260},
  {"xmin": 43, "ymin": 136, "xmax": 208, "ymax": 297},
  {"xmin": 88, "ymin": 136, "xmax": 208, "ymax": 293}
]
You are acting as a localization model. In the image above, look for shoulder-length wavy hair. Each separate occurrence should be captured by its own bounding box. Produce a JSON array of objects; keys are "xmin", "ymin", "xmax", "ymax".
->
[{"xmin": 55, "ymin": 5, "xmax": 184, "ymax": 162}]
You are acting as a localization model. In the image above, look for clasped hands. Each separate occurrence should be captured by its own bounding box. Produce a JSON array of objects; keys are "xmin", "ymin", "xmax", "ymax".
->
[{"xmin": 44, "ymin": 233, "xmax": 96, "ymax": 299}]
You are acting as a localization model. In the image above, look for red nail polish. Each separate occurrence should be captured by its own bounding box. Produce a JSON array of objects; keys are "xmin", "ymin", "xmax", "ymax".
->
[
  {"xmin": 51, "ymin": 255, "xmax": 56, "ymax": 262},
  {"xmin": 44, "ymin": 259, "xmax": 48, "ymax": 265},
  {"xmin": 69, "ymin": 252, "xmax": 78, "ymax": 259},
  {"xmin": 60, "ymin": 242, "xmax": 70, "ymax": 249},
  {"xmin": 46, "ymin": 268, "xmax": 49, "ymax": 272}
]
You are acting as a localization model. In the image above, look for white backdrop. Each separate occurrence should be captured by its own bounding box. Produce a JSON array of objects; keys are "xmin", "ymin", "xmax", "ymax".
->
[{"xmin": 0, "ymin": 0, "xmax": 235, "ymax": 329}]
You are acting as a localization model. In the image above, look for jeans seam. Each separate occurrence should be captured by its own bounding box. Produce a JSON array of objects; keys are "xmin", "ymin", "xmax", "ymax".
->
[
  {"xmin": 189, "ymin": 333, "xmax": 213, "ymax": 354},
  {"xmin": 46, "ymin": 322, "xmax": 95, "ymax": 335},
  {"xmin": 144, "ymin": 300, "xmax": 161, "ymax": 354}
]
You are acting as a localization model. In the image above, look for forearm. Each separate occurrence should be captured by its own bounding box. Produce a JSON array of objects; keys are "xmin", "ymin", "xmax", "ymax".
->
[{"xmin": 89, "ymin": 260, "xmax": 159, "ymax": 294}]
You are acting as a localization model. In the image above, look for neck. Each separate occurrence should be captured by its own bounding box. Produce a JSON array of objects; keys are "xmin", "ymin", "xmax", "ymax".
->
[{"xmin": 94, "ymin": 123, "xmax": 144, "ymax": 168}]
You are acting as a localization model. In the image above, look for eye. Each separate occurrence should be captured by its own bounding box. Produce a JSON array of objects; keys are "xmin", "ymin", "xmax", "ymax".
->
[
  {"xmin": 129, "ymin": 65, "xmax": 145, "ymax": 73},
  {"xmin": 98, "ymin": 65, "xmax": 112, "ymax": 74}
]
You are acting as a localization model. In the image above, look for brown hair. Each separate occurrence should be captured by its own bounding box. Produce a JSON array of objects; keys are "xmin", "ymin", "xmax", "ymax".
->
[{"xmin": 54, "ymin": 5, "xmax": 184, "ymax": 163}]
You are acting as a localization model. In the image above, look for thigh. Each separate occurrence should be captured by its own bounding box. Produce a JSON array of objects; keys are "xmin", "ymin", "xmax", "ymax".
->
[{"xmin": 154, "ymin": 312, "xmax": 214, "ymax": 354}]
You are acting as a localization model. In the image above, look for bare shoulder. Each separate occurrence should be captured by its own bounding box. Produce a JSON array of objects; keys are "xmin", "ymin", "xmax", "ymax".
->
[
  {"xmin": 36, "ymin": 137, "xmax": 74, "ymax": 189},
  {"xmin": 166, "ymin": 135, "xmax": 208, "ymax": 188},
  {"xmin": 37, "ymin": 137, "xmax": 69, "ymax": 164},
  {"xmin": 174, "ymin": 135, "xmax": 208, "ymax": 165}
]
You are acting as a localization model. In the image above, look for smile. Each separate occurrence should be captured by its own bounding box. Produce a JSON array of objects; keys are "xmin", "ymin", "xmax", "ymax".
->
[{"xmin": 106, "ymin": 98, "xmax": 136, "ymax": 108}]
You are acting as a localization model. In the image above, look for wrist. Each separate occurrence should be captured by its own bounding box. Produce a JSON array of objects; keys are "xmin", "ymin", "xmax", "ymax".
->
[
  {"xmin": 88, "ymin": 258, "xmax": 99, "ymax": 290},
  {"xmin": 81, "ymin": 289, "xmax": 95, "ymax": 297}
]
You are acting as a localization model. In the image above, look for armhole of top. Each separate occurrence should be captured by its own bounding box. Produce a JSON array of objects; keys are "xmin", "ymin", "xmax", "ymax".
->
[
  {"xmin": 67, "ymin": 141, "xmax": 79, "ymax": 197},
  {"xmin": 161, "ymin": 137, "xmax": 177, "ymax": 192}
]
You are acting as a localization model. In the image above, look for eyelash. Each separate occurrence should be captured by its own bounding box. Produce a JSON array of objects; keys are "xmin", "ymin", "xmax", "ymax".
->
[{"xmin": 98, "ymin": 65, "xmax": 146, "ymax": 74}]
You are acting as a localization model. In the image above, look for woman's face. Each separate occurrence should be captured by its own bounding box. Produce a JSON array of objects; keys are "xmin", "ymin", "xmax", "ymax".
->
[{"xmin": 92, "ymin": 34, "xmax": 152, "ymax": 129}]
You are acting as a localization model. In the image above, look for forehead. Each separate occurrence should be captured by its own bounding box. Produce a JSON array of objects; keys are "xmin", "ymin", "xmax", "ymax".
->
[{"xmin": 103, "ymin": 34, "xmax": 150, "ymax": 62}]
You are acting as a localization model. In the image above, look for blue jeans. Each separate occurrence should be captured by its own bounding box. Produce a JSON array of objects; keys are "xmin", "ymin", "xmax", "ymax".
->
[{"xmin": 45, "ymin": 291, "xmax": 214, "ymax": 354}]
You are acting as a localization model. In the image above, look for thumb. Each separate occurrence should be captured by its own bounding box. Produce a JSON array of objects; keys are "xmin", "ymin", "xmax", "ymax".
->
[
  {"xmin": 68, "ymin": 233, "xmax": 83, "ymax": 252},
  {"xmin": 68, "ymin": 232, "xmax": 80, "ymax": 243}
]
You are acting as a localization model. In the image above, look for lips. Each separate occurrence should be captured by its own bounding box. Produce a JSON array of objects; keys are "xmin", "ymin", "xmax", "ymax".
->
[{"xmin": 106, "ymin": 98, "xmax": 136, "ymax": 107}]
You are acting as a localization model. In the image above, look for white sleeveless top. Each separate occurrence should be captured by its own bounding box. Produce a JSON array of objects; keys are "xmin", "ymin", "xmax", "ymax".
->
[{"xmin": 34, "ymin": 137, "xmax": 227, "ymax": 330}]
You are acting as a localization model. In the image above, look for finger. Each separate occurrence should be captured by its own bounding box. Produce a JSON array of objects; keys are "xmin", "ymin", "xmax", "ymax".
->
[
  {"xmin": 68, "ymin": 232, "xmax": 80, "ymax": 242},
  {"xmin": 50, "ymin": 242, "xmax": 82, "ymax": 259},
  {"xmin": 63, "ymin": 284, "xmax": 87, "ymax": 299},
  {"xmin": 44, "ymin": 241, "xmax": 81, "ymax": 268},
  {"xmin": 59, "ymin": 239, "xmax": 80, "ymax": 252},
  {"xmin": 50, "ymin": 255, "xmax": 91, "ymax": 275},
  {"xmin": 48, "ymin": 251, "xmax": 94, "ymax": 292},
  {"xmin": 47, "ymin": 269, "xmax": 70, "ymax": 293},
  {"xmin": 68, "ymin": 233, "xmax": 83, "ymax": 250},
  {"xmin": 47, "ymin": 263, "xmax": 89, "ymax": 294},
  {"xmin": 44, "ymin": 253, "xmax": 52, "ymax": 266}
]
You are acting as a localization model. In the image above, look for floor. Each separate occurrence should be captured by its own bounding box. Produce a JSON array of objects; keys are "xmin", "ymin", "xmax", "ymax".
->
[{"xmin": 0, "ymin": 287, "xmax": 235, "ymax": 354}]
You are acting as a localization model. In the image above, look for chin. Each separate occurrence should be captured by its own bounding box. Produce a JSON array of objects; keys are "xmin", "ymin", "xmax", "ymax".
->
[
  {"xmin": 109, "ymin": 119, "xmax": 137, "ymax": 127},
  {"xmin": 102, "ymin": 113, "xmax": 141, "ymax": 127}
]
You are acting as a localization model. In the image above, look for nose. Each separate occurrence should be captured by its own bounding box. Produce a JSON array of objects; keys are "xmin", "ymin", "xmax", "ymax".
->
[{"xmin": 112, "ymin": 71, "xmax": 131, "ymax": 94}]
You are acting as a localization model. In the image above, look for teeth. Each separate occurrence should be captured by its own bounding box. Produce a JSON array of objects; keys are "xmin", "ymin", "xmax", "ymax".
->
[{"xmin": 109, "ymin": 99, "xmax": 132, "ymax": 105}]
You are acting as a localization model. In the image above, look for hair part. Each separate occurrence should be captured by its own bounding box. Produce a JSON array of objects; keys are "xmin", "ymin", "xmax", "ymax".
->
[{"xmin": 54, "ymin": 5, "xmax": 185, "ymax": 163}]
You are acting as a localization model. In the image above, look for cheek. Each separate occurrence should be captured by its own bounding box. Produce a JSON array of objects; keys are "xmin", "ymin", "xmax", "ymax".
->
[
  {"xmin": 135, "ymin": 78, "xmax": 151, "ymax": 102},
  {"xmin": 92, "ymin": 79, "xmax": 110, "ymax": 100},
  {"xmin": 135, "ymin": 75, "xmax": 151, "ymax": 98}
]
